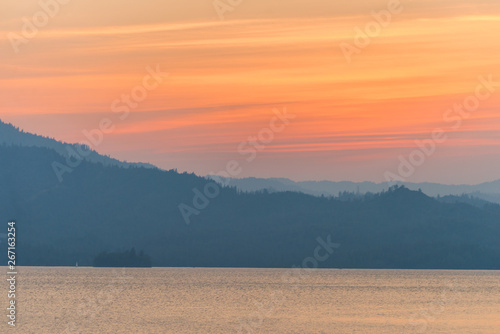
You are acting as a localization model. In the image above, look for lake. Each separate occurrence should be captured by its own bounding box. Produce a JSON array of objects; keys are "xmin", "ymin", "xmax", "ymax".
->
[{"xmin": 14, "ymin": 267, "xmax": 500, "ymax": 333}]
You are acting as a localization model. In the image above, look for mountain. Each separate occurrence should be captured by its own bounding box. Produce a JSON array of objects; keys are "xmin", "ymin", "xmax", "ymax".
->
[
  {"xmin": 0, "ymin": 120, "xmax": 157, "ymax": 171},
  {"xmin": 1, "ymin": 123, "xmax": 500, "ymax": 269},
  {"xmin": 210, "ymin": 176, "xmax": 500, "ymax": 204}
]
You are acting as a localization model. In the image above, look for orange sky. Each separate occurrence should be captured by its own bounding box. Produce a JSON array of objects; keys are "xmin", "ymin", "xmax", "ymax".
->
[{"xmin": 1, "ymin": 0, "xmax": 499, "ymax": 184}]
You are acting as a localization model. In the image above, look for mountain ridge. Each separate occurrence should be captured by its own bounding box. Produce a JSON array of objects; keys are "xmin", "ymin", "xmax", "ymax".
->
[
  {"xmin": 0, "ymin": 124, "xmax": 499, "ymax": 269},
  {"xmin": 0, "ymin": 119, "xmax": 157, "ymax": 171},
  {"xmin": 2, "ymin": 119, "xmax": 497, "ymax": 201},
  {"xmin": 209, "ymin": 176, "xmax": 500, "ymax": 204}
]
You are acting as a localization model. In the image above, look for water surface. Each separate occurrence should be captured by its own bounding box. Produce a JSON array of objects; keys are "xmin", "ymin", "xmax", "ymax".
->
[{"xmin": 15, "ymin": 267, "xmax": 500, "ymax": 333}]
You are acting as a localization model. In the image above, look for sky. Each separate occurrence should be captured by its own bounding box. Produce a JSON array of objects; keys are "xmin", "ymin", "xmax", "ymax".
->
[{"xmin": 1, "ymin": 0, "xmax": 500, "ymax": 184}]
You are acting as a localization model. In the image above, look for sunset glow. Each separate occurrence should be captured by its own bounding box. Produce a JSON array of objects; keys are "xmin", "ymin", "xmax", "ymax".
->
[{"xmin": 1, "ymin": 0, "xmax": 499, "ymax": 183}]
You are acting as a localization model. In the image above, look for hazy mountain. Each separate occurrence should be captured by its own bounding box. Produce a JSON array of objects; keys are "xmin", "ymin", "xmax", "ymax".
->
[
  {"xmin": 1, "ymin": 142, "xmax": 500, "ymax": 269},
  {"xmin": 210, "ymin": 176, "xmax": 500, "ymax": 204},
  {"xmin": 0, "ymin": 120, "xmax": 156, "ymax": 170}
]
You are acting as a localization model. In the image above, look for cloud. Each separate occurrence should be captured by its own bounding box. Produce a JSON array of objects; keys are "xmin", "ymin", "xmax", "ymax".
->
[{"xmin": 1, "ymin": 0, "xmax": 499, "ymax": 183}]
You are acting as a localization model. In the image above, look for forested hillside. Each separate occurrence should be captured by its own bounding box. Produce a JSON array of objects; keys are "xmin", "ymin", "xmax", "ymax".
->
[
  {"xmin": 1, "ymin": 144, "xmax": 499, "ymax": 269},
  {"xmin": 0, "ymin": 120, "xmax": 156, "ymax": 171}
]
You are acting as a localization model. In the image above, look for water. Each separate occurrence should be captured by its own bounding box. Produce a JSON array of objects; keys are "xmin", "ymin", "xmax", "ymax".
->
[{"xmin": 13, "ymin": 267, "xmax": 500, "ymax": 333}]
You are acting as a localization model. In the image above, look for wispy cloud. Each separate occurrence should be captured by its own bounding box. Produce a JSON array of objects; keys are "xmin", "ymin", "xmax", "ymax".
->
[{"xmin": 1, "ymin": 0, "xmax": 499, "ymax": 183}]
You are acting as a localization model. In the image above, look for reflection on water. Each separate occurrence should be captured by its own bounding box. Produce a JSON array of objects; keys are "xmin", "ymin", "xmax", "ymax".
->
[{"xmin": 15, "ymin": 267, "xmax": 500, "ymax": 333}]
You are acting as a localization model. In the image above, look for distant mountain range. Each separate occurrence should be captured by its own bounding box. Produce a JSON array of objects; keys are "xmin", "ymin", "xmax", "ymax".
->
[
  {"xmin": 209, "ymin": 177, "xmax": 500, "ymax": 204},
  {"xmin": 1, "ymin": 119, "xmax": 500, "ymax": 269}
]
